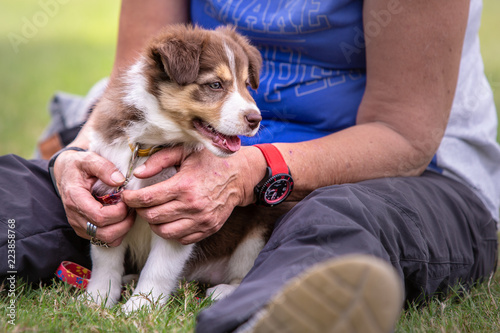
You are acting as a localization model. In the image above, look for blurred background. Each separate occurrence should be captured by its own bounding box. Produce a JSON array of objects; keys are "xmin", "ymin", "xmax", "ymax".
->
[
  {"xmin": 0, "ymin": 0, "xmax": 499, "ymax": 158},
  {"xmin": 0, "ymin": 0, "xmax": 120, "ymax": 157}
]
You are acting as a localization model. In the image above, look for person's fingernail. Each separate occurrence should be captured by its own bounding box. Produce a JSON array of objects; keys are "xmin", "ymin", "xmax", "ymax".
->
[
  {"xmin": 111, "ymin": 171, "xmax": 125, "ymax": 184},
  {"xmin": 133, "ymin": 164, "xmax": 146, "ymax": 175}
]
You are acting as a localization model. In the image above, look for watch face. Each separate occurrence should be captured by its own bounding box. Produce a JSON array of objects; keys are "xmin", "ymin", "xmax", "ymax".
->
[{"xmin": 263, "ymin": 174, "xmax": 293, "ymax": 206}]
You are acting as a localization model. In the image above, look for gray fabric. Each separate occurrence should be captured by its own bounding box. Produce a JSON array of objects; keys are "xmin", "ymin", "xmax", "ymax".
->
[
  {"xmin": 0, "ymin": 155, "xmax": 91, "ymax": 284},
  {"xmin": 196, "ymin": 171, "xmax": 498, "ymax": 333},
  {"xmin": 33, "ymin": 78, "xmax": 108, "ymax": 158},
  {"xmin": 436, "ymin": 0, "xmax": 500, "ymax": 222}
]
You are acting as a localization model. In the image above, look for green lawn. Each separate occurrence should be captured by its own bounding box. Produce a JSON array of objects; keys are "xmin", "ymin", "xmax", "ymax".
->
[{"xmin": 1, "ymin": 0, "xmax": 500, "ymax": 332}]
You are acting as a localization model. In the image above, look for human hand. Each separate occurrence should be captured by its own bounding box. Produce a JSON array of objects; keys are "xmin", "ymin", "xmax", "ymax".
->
[
  {"xmin": 53, "ymin": 150, "xmax": 135, "ymax": 247},
  {"xmin": 121, "ymin": 146, "xmax": 266, "ymax": 245}
]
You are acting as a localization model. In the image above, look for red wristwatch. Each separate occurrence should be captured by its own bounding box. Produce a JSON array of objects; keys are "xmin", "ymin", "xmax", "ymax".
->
[{"xmin": 254, "ymin": 144, "xmax": 294, "ymax": 206}]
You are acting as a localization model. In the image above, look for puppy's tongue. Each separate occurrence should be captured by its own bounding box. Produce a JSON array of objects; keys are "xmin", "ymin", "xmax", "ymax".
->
[
  {"xmin": 193, "ymin": 120, "xmax": 241, "ymax": 153},
  {"xmin": 214, "ymin": 134, "xmax": 241, "ymax": 153}
]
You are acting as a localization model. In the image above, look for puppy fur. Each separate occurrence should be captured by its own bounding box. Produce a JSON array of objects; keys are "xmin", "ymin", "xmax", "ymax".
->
[{"xmin": 84, "ymin": 25, "xmax": 282, "ymax": 312}]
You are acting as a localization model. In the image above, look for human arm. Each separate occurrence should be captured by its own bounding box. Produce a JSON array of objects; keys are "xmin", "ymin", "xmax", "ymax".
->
[
  {"xmin": 109, "ymin": 0, "xmax": 190, "ymax": 83},
  {"xmin": 276, "ymin": 0, "xmax": 469, "ymax": 199},
  {"xmin": 52, "ymin": 0, "xmax": 190, "ymax": 245}
]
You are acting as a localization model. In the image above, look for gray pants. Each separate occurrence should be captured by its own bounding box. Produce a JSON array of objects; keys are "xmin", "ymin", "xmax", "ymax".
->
[
  {"xmin": 196, "ymin": 171, "xmax": 497, "ymax": 332},
  {"xmin": 0, "ymin": 156, "xmax": 497, "ymax": 333},
  {"xmin": 0, "ymin": 155, "xmax": 91, "ymax": 283}
]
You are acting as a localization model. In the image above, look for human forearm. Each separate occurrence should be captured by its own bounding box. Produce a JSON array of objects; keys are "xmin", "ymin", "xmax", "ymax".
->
[{"xmin": 272, "ymin": 121, "xmax": 435, "ymax": 201}]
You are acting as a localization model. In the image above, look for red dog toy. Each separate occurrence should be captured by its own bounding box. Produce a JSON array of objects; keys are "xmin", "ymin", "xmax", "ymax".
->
[{"xmin": 56, "ymin": 261, "xmax": 91, "ymax": 289}]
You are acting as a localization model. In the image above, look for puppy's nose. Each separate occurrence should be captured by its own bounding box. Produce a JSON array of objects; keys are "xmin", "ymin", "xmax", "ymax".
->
[{"xmin": 244, "ymin": 111, "xmax": 262, "ymax": 130}]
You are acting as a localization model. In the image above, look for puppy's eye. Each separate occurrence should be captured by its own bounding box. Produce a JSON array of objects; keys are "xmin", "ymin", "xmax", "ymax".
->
[{"xmin": 208, "ymin": 82, "xmax": 223, "ymax": 90}]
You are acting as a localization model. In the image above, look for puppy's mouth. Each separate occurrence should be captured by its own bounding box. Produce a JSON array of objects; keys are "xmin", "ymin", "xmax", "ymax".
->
[{"xmin": 193, "ymin": 119, "xmax": 241, "ymax": 154}]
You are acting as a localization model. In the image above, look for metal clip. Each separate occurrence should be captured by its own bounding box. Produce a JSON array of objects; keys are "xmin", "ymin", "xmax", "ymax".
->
[{"xmin": 117, "ymin": 144, "xmax": 140, "ymax": 192}]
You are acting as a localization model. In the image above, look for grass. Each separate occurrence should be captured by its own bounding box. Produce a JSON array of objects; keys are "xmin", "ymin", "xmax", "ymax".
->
[
  {"xmin": 397, "ymin": 274, "xmax": 500, "ymax": 332},
  {"xmin": 0, "ymin": 0, "xmax": 499, "ymax": 332},
  {"xmin": 1, "ymin": 260, "xmax": 499, "ymax": 332},
  {"xmin": 0, "ymin": 279, "xmax": 214, "ymax": 332}
]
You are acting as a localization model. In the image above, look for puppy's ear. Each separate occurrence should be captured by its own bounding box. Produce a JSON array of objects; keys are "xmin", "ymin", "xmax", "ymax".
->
[
  {"xmin": 217, "ymin": 26, "xmax": 262, "ymax": 89},
  {"xmin": 245, "ymin": 44, "xmax": 262, "ymax": 90},
  {"xmin": 154, "ymin": 36, "xmax": 203, "ymax": 86}
]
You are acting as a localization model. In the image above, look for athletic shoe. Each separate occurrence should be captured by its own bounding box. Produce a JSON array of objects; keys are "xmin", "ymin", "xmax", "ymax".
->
[{"xmin": 245, "ymin": 255, "xmax": 404, "ymax": 333}]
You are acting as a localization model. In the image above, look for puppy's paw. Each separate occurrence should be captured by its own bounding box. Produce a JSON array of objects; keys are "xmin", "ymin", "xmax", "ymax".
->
[
  {"xmin": 206, "ymin": 284, "xmax": 238, "ymax": 301},
  {"xmin": 121, "ymin": 292, "xmax": 170, "ymax": 314},
  {"xmin": 121, "ymin": 294, "xmax": 153, "ymax": 314},
  {"xmin": 83, "ymin": 281, "xmax": 121, "ymax": 308}
]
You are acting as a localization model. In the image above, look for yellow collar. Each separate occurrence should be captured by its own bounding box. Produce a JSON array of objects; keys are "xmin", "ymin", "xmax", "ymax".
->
[
  {"xmin": 114, "ymin": 143, "xmax": 165, "ymax": 192},
  {"xmin": 128, "ymin": 143, "xmax": 164, "ymax": 157}
]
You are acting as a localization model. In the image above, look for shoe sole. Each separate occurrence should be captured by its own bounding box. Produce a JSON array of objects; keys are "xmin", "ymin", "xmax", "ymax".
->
[{"xmin": 251, "ymin": 255, "xmax": 404, "ymax": 333}]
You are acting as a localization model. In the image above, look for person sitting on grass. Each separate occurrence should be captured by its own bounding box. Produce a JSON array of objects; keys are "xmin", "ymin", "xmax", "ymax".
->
[{"xmin": 1, "ymin": 0, "xmax": 499, "ymax": 332}]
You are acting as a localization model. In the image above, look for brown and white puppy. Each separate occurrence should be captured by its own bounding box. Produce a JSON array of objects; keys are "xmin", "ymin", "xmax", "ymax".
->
[{"xmin": 84, "ymin": 25, "xmax": 269, "ymax": 312}]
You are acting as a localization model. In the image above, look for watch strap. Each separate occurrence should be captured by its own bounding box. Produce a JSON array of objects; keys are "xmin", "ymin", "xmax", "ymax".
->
[{"xmin": 254, "ymin": 144, "xmax": 289, "ymax": 176}]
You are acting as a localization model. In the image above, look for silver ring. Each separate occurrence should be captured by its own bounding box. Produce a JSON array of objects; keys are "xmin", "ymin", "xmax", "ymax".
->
[
  {"xmin": 86, "ymin": 221, "xmax": 97, "ymax": 238},
  {"xmin": 90, "ymin": 237, "xmax": 110, "ymax": 248}
]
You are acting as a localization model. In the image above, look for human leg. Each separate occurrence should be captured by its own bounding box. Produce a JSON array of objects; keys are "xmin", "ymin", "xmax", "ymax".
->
[
  {"xmin": 0, "ymin": 154, "xmax": 90, "ymax": 284},
  {"xmin": 196, "ymin": 171, "xmax": 497, "ymax": 332}
]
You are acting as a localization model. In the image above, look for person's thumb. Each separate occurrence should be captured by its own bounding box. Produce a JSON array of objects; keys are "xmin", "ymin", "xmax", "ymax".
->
[
  {"xmin": 80, "ymin": 152, "xmax": 126, "ymax": 187},
  {"xmin": 132, "ymin": 146, "xmax": 185, "ymax": 179}
]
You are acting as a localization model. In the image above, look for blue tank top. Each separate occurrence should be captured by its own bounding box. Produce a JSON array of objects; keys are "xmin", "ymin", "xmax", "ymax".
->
[{"xmin": 191, "ymin": 0, "xmax": 366, "ymax": 145}]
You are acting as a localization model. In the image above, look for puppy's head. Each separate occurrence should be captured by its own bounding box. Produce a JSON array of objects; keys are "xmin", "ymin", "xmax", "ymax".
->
[{"xmin": 143, "ymin": 25, "xmax": 262, "ymax": 157}]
